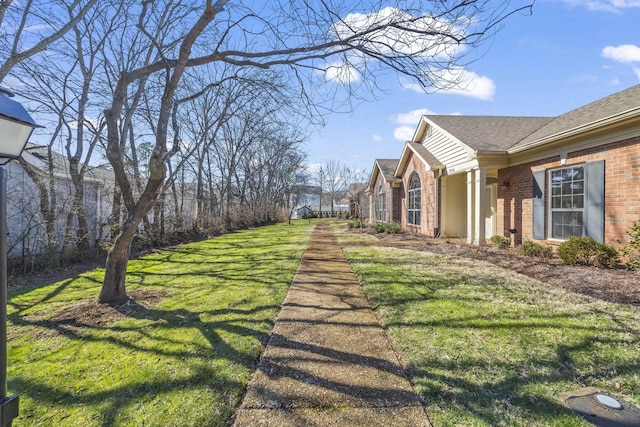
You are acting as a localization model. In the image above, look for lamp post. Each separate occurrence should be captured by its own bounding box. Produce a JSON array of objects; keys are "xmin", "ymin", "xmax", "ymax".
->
[{"xmin": 0, "ymin": 88, "xmax": 41, "ymax": 427}]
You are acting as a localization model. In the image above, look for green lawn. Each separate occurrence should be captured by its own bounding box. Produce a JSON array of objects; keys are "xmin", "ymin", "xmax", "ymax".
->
[
  {"xmin": 8, "ymin": 221, "xmax": 313, "ymax": 426},
  {"xmin": 337, "ymin": 228, "xmax": 640, "ymax": 426}
]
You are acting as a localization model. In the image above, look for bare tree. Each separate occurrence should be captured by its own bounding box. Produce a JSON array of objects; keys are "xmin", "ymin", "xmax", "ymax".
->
[
  {"xmin": 314, "ymin": 166, "xmax": 326, "ymax": 218},
  {"xmin": 90, "ymin": 0, "xmax": 532, "ymax": 303},
  {"xmin": 0, "ymin": 0, "xmax": 100, "ymax": 82},
  {"xmin": 13, "ymin": 2, "xmax": 119, "ymax": 262},
  {"xmin": 345, "ymin": 166, "xmax": 370, "ymax": 227},
  {"xmin": 323, "ymin": 160, "xmax": 349, "ymax": 217}
]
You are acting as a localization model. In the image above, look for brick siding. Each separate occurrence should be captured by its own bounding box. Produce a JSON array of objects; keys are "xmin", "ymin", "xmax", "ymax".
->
[
  {"xmin": 398, "ymin": 151, "xmax": 437, "ymax": 236},
  {"xmin": 497, "ymin": 136, "xmax": 640, "ymax": 246}
]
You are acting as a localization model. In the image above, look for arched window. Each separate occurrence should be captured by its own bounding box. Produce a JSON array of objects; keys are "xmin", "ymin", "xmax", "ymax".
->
[{"xmin": 407, "ymin": 172, "xmax": 421, "ymax": 226}]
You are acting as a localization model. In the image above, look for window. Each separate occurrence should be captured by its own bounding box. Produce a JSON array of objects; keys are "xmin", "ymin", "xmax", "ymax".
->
[
  {"xmin": 533, "ymin": 161, "xmax": 604, "ymax": 242},
  {"xmin": 549, "ymin": 166, "xmax": 584, "ymax": 239},
  {"xmin": 407, "ymin": 172, "xmax": 421, "ymax": 226},
  {"xmin": 375, "ymin": 193, "xmax": 386, "ymax": 222}
]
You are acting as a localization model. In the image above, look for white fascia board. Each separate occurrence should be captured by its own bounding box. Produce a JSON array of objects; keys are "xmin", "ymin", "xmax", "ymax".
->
[
  {"xmin": 474, "ymin": 151, "xmax": 510, "ymax": 168},
  {"xmin": 444, "ymin": 158, "xmax": 480, "ymax": 175},
  {"xmin": 366, "ymin": 163, "xmax": 380, "ymax": 192},
  {"xmin": 411, "ymin": 116, "xmax": 430, "ymax": 142}
]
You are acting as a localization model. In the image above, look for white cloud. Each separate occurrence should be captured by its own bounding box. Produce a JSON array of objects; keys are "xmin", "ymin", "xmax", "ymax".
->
[
  {"xmin": 562, "ymin": 0, "xmax": 640, "ymax": 13},
  {"xmin": 401, "ymin": 69, "xmax": 495, "ymax": 101},
  {"xmin": 601, "ymin": 44, "xmax": 640, "ymax": 62},
  {"xmin": 323, "ymin": 62, "xmax": 361, "ymax": 83},
  {"xmin": 438, "ymin": 68, "xmax": 496, "ymax": 101},
  {"xmin": 332, "ymin": 7, "xmax": 465, "ymax": 60},
  {"xmin": 324, "ymin": 7, "xmax": 467, "ymax": 85},
  {"xmin": 400, "ymin": 80, "xmax": 424, "ymax": 92},
  {"xmin": 393, "ymin": 126, "xmax": 415, "ymax": 141},
  {"xmin": 394, "ymin": 108, "xmax": 436, "ymax": 125},
  {"xmin": 391, "ymin": 108, "xmax": 436, "ymax": 141},
  {"xmin": 372, "ymin": 134, "xmax": 382, "ymax": 142},
  {"xmin": 634, "ymin": 67, "xmax": 640, "ymax": 81}
]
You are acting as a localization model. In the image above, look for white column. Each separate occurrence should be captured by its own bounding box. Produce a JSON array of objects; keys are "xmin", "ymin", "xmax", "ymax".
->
[
  {"xmin": 474, "ymin": 167, "xmax": 487, "ymax": 245},
  {"xmin": 466, "ymin": 170, "xmax": 474, "ymax": 244}
]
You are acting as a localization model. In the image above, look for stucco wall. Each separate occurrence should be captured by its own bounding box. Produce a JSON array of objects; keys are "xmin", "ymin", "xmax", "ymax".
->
[
  {"xmin": 497, "ymin": 135, "xmax": 640, "ymax": 246},
  {"xmin": 441, "ymin": 173, "xmax": 467, "ymax": 237}
]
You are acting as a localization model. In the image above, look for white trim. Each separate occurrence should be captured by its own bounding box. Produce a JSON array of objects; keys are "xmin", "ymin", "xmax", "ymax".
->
[
  {"xmin": 474, "ymin": 167, "xmax": 487, "ymax": 245},
  {"xmin": 466, "ymin": 170, "xmax": 474, "ymax": 244},
  {"xmin": 546, "ymin": 163, "xmax": 586, "ymax": 240}
]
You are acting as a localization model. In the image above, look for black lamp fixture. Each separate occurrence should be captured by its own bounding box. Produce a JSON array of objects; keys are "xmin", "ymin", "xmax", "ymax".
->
[
  {"xmin": 0, "ymin": 87, "xmax": 42, "ymax": 427},
  {"xmin": 500, "ymin": 181, "xmax": 510, "ymax": 191}
]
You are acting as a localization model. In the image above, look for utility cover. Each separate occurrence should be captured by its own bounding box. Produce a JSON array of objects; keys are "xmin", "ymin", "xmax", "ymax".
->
[{"xmin": 563, "ymin": 388, "xmax": 640, "ymax": 427}]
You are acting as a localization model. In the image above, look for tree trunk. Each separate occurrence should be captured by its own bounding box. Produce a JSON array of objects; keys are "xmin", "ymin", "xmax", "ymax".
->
[
  {"xmin": 99, "ymin": 218, "xmax": 138, "ymax": 304},
  {"xmin": 99, "ymin": 3, "xmax": 221, "ymax": 303}
]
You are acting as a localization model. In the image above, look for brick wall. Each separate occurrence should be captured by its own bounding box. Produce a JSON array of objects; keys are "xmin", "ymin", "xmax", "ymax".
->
[
  {"xmin": 392, "ymin": 186, "xmax": 402, "ymax": 223},
  {"xmin": 399, "ymin": 152, "xmax": 437, "ymax": 236},
  {"xmin": 373, "ymin": 173, "xmax": 395, "ymax": 223},
  {"xmin": 497, "ymin": 136, "xmax": 640, "ymax": 246}
]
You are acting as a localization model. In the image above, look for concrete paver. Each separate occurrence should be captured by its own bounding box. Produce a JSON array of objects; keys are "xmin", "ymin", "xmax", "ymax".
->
[{"xmin": 232, "ymin": 222, "xmax": 431, "ymax": 426}]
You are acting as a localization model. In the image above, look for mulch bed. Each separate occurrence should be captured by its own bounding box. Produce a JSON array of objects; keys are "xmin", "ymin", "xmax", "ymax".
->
[{"xmin": 349, "ymin": 229, "xmax": 640, "ymax": 307}]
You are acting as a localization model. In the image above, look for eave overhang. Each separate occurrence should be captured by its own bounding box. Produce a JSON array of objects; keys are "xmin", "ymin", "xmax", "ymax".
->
[
  {"xmin": 509, "ymin": 106, "xmax": 640, "ymax": 154},
  {"xmin": 394, "ymin": 141, "xmax": 444, "ymax": 177}
]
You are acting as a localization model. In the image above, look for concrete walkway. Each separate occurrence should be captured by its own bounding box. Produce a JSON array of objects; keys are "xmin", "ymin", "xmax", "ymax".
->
[{"xmin": 232, "ymin": 222, "xmax": 431, "ymax": 426}]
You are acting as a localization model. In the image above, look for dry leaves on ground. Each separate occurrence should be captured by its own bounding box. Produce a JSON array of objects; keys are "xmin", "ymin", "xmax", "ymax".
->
[{"xmin": 354, "ymin": 230, "xmax": 640, "ymax": 307}]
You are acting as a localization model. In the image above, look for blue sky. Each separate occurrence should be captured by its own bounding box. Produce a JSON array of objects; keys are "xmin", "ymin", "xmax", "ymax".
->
[{"xmin": 305, "ymin": 0, "xmax": 640, "ymax": 174}]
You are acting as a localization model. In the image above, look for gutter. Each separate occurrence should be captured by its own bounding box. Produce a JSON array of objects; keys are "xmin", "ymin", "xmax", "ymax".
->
[{"xmin": 433, "ymin": 168, "xmax": 443, "ymax": 238}]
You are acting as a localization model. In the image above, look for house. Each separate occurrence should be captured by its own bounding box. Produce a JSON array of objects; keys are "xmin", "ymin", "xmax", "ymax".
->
[
  {"xmin": 290, "ymin": 185, "xmax": 351, "ymax": 219},
  {"xmin": 367, "ymin": 159, "xmax": 401, "ymax": 223},
  {"xmin": 367, "ymin": 84, "xmax": 640, "ymax": 247},
  {"xmin": 6, "ymin": 143, "xmax": 115, "ymax": 258}
]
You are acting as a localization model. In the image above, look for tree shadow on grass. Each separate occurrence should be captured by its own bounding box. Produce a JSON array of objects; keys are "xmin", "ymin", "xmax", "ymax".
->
[
  {"xmin": 10, "ymin": 298, "xmax": 283, "ymax": 426},
  {"xmin": 12, "ymin": 364, "xmax": 243, "ymax": 427},
  {"xmin": 344, "ymin": 247, "xmax": 640, "ymax": 425}
]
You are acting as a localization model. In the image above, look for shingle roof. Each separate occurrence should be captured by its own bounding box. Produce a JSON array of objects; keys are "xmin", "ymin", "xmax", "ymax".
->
[
  {"xmin": 511, "ymin": 83, "xmax": 640, "ymax": 151},
  {"xmin": 407, "ymin": 142, "xmax": 443, "ymax": 167},
  {"xmin": 375, "ymin": 159, "xmax": 400, "ymax": 181},
  {"xmin": 424, "ymin": 115, "xmax": 554, "ymax": 152},
  {"xmin": 23, "ymin": 143, "xmax": 114, "ymax": 182}
]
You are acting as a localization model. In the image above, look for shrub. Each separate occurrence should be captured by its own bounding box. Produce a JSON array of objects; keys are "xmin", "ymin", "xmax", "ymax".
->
[
  {"xmin": 348, "ymin": 220, "xmax": 363, "ymax": 229},
  {"xmin": 385, "ymin": 222, "xmax": 402, "ymax": 233},
  {"xmin": 556, "ymin": 236, "xmax": 619, "ymax": 268},
  {"xmin": 374, "ymin": 222, "xmax": 402, "ymax": 234},
  {"xmin": 519, "ymin": 240, "xmax": 554, "ymax": 258},
  {"xmin": 619, "ymin": 219, "xmax": 640, "ymax": 270},
  {"xmin": 489, "ymin": 235, "xmax": 511, "ymax": 249}
]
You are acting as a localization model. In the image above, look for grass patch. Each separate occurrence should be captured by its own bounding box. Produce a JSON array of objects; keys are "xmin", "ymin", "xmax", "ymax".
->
[
  {"xmin": 8, "ymin": 221, "xmax": 313, "ymax": 426},
  {"xmin": 343, "ymin": 245, "xmax": 640, "ymax": 426},
  {"xmin": 331, "ymin": 221, "xmax": 378, "ymax": 245}
]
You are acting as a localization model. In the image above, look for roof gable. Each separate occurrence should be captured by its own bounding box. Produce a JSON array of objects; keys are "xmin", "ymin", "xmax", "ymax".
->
[
  {"xmin": 395, "ymin": 142, "xmax": 443, "ymax": 177},
  {"xmin": 424, "ymin": 115, "xmax": 553, "ymax": 152},
  {"xmin": 367, "ymin": 158, "xmax": 400, "ymax": 192}
]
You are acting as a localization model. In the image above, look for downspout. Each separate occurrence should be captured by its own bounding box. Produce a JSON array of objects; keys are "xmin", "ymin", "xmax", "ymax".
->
[{"xmin": 433, "ymin": 167, "xmax": 443, "ymax": 238}]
